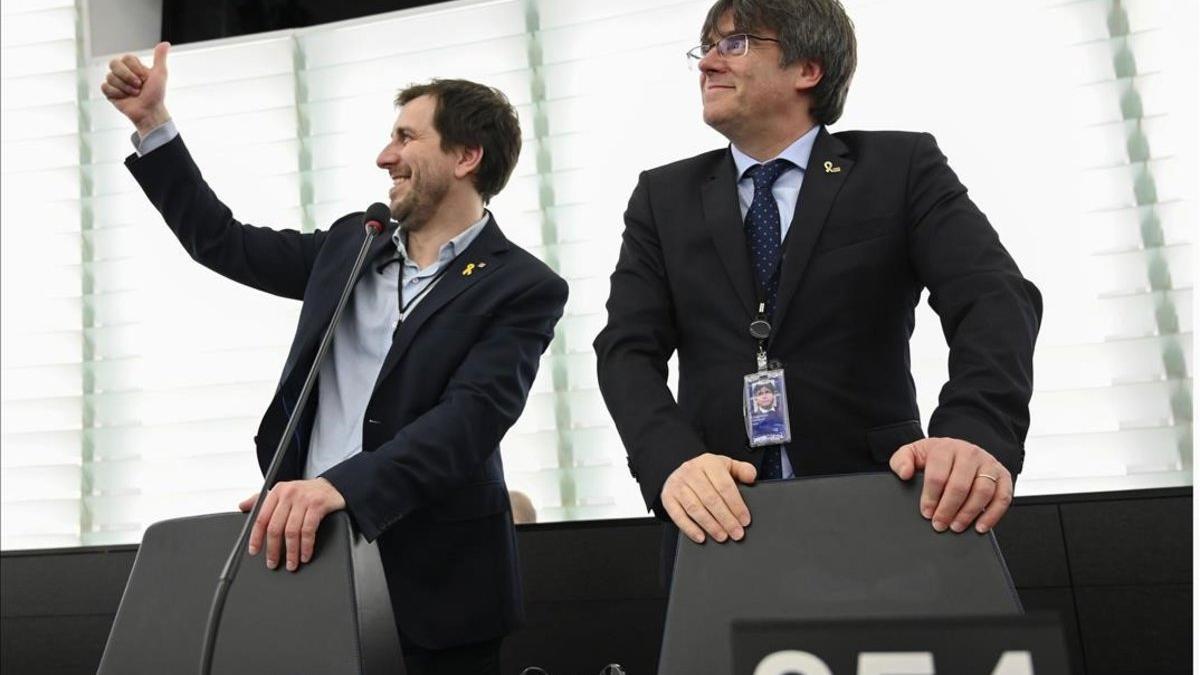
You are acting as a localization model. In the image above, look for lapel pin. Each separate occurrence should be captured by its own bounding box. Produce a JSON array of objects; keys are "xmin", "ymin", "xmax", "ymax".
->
[
  {"xmin": 824, "ymin": 160, "xmax": 841, "ymax": 174},
  {"xmin": 477, "ymin": 262, "xmax": 487, "ymax": 269},
  {"xmin": 462, "ymin": 263, "xmax": 476, "ymax": 276}
]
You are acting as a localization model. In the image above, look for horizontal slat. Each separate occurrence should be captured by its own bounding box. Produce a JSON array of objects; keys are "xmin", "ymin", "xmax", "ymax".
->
[
  {"xmin": 85, "ymin": 451, "xmax": 262, "ymax": 494},
  {"xmin": 1029, "ymin": 378, "xmax": 1191, "ymax": 435},
  {"xmin": 1091, "ymin": 242, "xmax": 1192, "ymax": 296},
  {"xmin": 85, "ymin": 381, "xmax": 280, "ymax": 428},
  {"xmin": 1035, "ymin": 332, "xmax": 1192, "ymax": 391},
  {"xmin": 0, "ymin": 499, "xmax": 79, "ymax": 540},
  {"xmin": 1017, "ymin": 469, "xmax": 1192, "ymax": 498},
  {"xmin": 85, "ymin": 416, "xmax": 261, "ymax": 461},
  {"xmin": 0, "ymin": 39, "xmax": 76, "ymax": 80},
  {"xmin": 1, "ymin": 464, "xmax": 81, "ymax": 500},
  {"xmin": 81, "ymin": 488, "xmax": 261, "ymax": 544},
  {"xmin": 0, "ymin": 6, "xmax": 75, "ymax": 49},
  {"xmin": 85, "ymin": 37, "xmax": 295, "ymax": 93},
  {"xmin": 297, "ymin": 0, "xmax": 526, "ymax": 69},
  {"xmin": 0, "ymin": 69, "xmax": 76, "ymax": 110},
  {"xmin": 0, "ymin": 429, "xmax": 81, "ymax": 468},
  {"xmin": 1, "ymin": 0, "xmax": 75, "ymax": 17},
  {"xmin": 1046, "ymin": 0, "xmax": 1171, "ymax": 47}
]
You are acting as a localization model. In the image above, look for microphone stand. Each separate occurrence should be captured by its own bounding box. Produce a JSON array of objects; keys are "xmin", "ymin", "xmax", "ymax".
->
[{"xmin": 198, "ymin": 217, "xmax": 387, "ymax": 675}]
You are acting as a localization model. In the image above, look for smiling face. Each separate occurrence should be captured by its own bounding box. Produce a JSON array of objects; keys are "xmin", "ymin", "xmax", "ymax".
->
[
  {"xmin": 698, "ymin": 11, "xmax": 815, "ymax": 145},
  {"xmin": 376, "ymin": 95, "xmax": 456, "ymax": 230}
]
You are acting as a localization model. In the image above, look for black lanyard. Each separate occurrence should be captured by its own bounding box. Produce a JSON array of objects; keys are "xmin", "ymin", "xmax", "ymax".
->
[
  {"xmin": 400, "ymin": 254, "xmax": 463, "ymax": 316},
  {"xmin": 746, "ymin": 225, "xmax": 794, "ymax": 370},
  {"xmin": 378, "ymin": 248, "xmax": 466, "ymax": 317}
]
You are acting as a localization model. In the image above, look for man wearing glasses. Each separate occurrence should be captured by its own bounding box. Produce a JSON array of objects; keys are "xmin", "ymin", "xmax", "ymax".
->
[{"xmin": 594, "ymin": 0, "xmax": 1041, "ymax": 568}]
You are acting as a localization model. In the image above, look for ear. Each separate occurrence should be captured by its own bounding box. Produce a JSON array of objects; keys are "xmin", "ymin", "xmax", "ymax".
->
[
  {"xmin": 792, "ymin": 58, "xmax": 824, "ymax": 93},
  {"xmin": 455, "ymin": 144, "xmax": 484, "ymax": 180}
]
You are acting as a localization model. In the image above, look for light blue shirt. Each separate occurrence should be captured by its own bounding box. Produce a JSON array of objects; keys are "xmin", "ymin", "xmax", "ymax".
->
[
  {"xmin": 304, "ymin": 215, "xmax": 487, "ymax": 478},
  {"xmin": 729, "ymin": 124, "xmax": 820, "ymax": 241},
  {"xmin": 132, "ymin": 122, "xmax": 489, "ymax": 478},
  {"xmin": 728, "ymin": 124, "xmax": 821, "ymax": 480}
]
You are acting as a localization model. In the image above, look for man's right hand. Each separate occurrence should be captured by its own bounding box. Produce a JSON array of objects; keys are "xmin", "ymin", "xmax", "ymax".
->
[
  {"xmin": 100, "ymin": 41, "xmax": 171, "ymax": 138},
  {"xmin": 661, "ymin": 453, "xmax": 756, "ymax": 544}
]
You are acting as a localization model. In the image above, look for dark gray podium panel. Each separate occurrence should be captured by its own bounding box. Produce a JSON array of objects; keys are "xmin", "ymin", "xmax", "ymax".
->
[
  {"xmin": 97, "ymin": 511, "xmax": 402, "ymax": 675},
  {"xmin": 659, "ymin": 473, "xmax": 1023, "ymax": 674}
]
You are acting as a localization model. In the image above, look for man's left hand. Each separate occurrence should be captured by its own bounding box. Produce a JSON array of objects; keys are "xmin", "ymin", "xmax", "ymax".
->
[
  {"xmin": 237, "ymin": 478, "xmax": 346, "ymax": 572},
  {"xmin": 889, "ymin": 437, "xmax": 1012, "ymax": 534}
]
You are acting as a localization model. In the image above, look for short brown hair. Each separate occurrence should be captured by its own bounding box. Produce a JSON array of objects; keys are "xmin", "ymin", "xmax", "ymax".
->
[
  {"xmin": 701, "ymin": 0, "xmax": 857, "ymax": 125},
  {"xmin": 395, "ymin": 79, "xmax": 522, "ymax": 203}
]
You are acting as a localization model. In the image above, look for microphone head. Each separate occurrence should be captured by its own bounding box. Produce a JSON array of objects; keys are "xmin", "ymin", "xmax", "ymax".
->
[{"xmin": 363, "ymin": 202, "xmax": 391, "ymax": 235}]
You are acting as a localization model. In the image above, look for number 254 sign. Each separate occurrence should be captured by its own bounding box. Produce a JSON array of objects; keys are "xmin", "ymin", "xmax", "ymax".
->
[
  {"xmin": 733, "ymin": 616, "xmax": 1070, "ymax": 675},
  {"xmin": 753, "ymin": 650, "xmax": 1036, "ymax": 675}
]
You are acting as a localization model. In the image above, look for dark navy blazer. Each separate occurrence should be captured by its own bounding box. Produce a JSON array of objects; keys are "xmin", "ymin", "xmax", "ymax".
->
[
  {"xmin": 127, "ymin": 135, "xmax": 568, "ymax": 649},
  {"xmin": 595, "ymin": 128, "xmax": 1042, "ymax": 512}
]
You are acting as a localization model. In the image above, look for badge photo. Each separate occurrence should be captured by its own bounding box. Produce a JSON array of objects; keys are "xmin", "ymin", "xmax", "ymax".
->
[{"xmin": 743, "ymin": 369, "xmax": 792, "ymax": 447}]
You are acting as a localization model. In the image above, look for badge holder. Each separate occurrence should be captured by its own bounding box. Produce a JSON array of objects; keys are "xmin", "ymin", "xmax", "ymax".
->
[{"xmin": 743, "ymin": 305, "xmax": 792, "ymax": 448}]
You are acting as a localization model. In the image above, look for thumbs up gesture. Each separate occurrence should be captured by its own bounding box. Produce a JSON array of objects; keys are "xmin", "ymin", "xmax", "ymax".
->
[{"xmin": 100, "ymin": 41, "xmax": 171, "ymax": 137}]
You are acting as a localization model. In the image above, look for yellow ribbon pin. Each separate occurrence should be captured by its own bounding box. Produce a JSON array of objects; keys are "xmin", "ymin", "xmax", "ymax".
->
[
  {"xmin": 824, "ymin": 160, "xmax": 841, "ymax": 174},
  {"xmin": 462, "ymin": 263, "xmax": 476, "ymax": 276}
]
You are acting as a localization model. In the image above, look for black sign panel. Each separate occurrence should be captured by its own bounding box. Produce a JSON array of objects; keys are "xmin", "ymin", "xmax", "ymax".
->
[{"xmin": 733, "ymin": 614, "xmax": 1069, "ymax": 675}]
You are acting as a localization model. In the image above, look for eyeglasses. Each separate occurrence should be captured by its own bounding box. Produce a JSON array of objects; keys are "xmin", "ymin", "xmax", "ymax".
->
[{"xmin": 686, "ymin": 33, "xmax": 780, "ymax": 63}]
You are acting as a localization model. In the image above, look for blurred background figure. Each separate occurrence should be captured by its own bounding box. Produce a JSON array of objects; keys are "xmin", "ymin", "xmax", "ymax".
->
[{"xmin": 510, "ymin": 490, "xmax": 538, "ymax": 525}]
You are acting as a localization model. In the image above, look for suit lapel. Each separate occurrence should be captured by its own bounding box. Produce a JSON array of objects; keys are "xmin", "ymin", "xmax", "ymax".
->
[
  {"xmin": 702, "ymin": 151, "xmax": 757, "ymax": 314},
  {"xmin": 370, "ymin": 216, "xmax": 509, "ymax": 396},
  {"xmin": 772, "ymin": 128, "xmax": 854, "ymax": 334}
]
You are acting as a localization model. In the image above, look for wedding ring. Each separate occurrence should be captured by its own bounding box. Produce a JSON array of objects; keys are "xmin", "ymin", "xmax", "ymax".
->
[{"xmin": 976, "ymin": 473, "xmax": 1000, "ymax": 483}]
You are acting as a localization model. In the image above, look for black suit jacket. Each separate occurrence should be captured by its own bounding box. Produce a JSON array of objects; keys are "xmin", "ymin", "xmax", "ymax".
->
[
  {"xmin": 127, "ymin": 136, "xmax": 568, "ymax": 649},
  {"xmin": 594, "ymin": 128, "xmax": 1042, "ymax": 514}
]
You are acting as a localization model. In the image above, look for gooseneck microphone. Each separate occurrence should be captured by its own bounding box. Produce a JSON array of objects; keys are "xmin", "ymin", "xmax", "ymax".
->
[{"xmin": 198, "ymin": 202, "xmax": 393, "ymax": 675}]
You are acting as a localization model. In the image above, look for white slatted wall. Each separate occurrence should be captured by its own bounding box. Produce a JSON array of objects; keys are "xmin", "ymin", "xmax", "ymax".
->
[{"xmin": 0, "ymin": 0, "xmax": 1193, "ymax": 548}]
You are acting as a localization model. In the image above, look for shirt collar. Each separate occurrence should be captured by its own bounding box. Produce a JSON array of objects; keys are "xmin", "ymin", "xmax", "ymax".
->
[
  {"xmin": 731, "ymin": 124, "xmax": 822, "ymax": 181},
  {"xmin": 392, "ymin": 210, "xmax": 490, "ymax": 270}
]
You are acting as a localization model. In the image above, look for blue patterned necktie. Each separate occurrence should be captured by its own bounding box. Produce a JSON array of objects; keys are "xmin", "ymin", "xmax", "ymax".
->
[
  {"xmin": 744, "ymin": 159, "xmax": 792, "ymax": 480},
  {"xmin": 744, "ymin": 159, "xmax": 792, "ymax": 319}
]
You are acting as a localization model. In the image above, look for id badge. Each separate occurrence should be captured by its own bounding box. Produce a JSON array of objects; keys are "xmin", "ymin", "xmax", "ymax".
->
[{"xmin": 743, "ymin": 368, "xmax": 792, "ymax": 447}]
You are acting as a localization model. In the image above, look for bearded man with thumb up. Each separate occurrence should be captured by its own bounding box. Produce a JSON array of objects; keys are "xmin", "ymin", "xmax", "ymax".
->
[{"xmin": 102, "ymin": 41, "xmax": 568, "ymax": 674}]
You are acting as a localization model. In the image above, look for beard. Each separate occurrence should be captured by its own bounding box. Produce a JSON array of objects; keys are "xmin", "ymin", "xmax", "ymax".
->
[{"xmin": 390, "ymin": 166, "xmax": 451, "ymax": 231}]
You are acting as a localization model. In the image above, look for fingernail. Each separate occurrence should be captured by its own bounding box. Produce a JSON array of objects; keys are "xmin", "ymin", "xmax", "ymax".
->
[
  {"xmin": 694, "ymin": 535, "xmax": 705, "ymax": 544},
  {"xmin": 921, "ymin": 507, "xmax": 933, "ymax": 519},
  {"xmin": 301, "ymin": 554, "xmax": 309, "ymax": 563},
  {"xmin": 950, "ymin": 521, "xmax": 966, "ymax": 533},
  {"xmin": 286, "ymin": 561, "xmax": 296, "ymax": 571},
  {"xmin": 248, "ymin": 545, "xmax": 257, "ymax": 555},
  {"xmin": 714, "ymin": 533, "xmax": 727, "ymax": 543},
  {"xmin": 932, "ymin": 520, "xmax": 947, "ymax": 532},
  {"xmin": 976, "ymin": 523, "xmax": 990, "ymax": 534},
  {"xmin": 266, "ymin": 558, "xmax": 277, "ymax": 568}
]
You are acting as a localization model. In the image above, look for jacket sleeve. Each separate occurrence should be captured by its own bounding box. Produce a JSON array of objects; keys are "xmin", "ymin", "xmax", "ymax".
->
[
  {"xmin": 906, "ymin": 133, "xmax": 1043, "ymax": 477},
  {"xmin": 320, "ymin": 272, "xmax": 568, "ymax": 541},
  {"xmin": 593, "ymin": 173, "xmax": 710, "ymax": 516},
  {"xmin": 124, "ymin": 134, "xmax": 326, "ymax": 300}
]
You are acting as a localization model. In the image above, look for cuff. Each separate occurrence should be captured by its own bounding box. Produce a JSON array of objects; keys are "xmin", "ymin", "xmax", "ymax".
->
[{"xmin": 129, "ymin": 119, "xmax": 178, "ymax": 156}]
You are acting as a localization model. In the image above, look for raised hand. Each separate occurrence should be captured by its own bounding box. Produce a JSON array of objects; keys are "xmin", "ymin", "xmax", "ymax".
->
[{"xmin": 100, "ymin": 41, "xmax": 171, "ymax": 137}]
